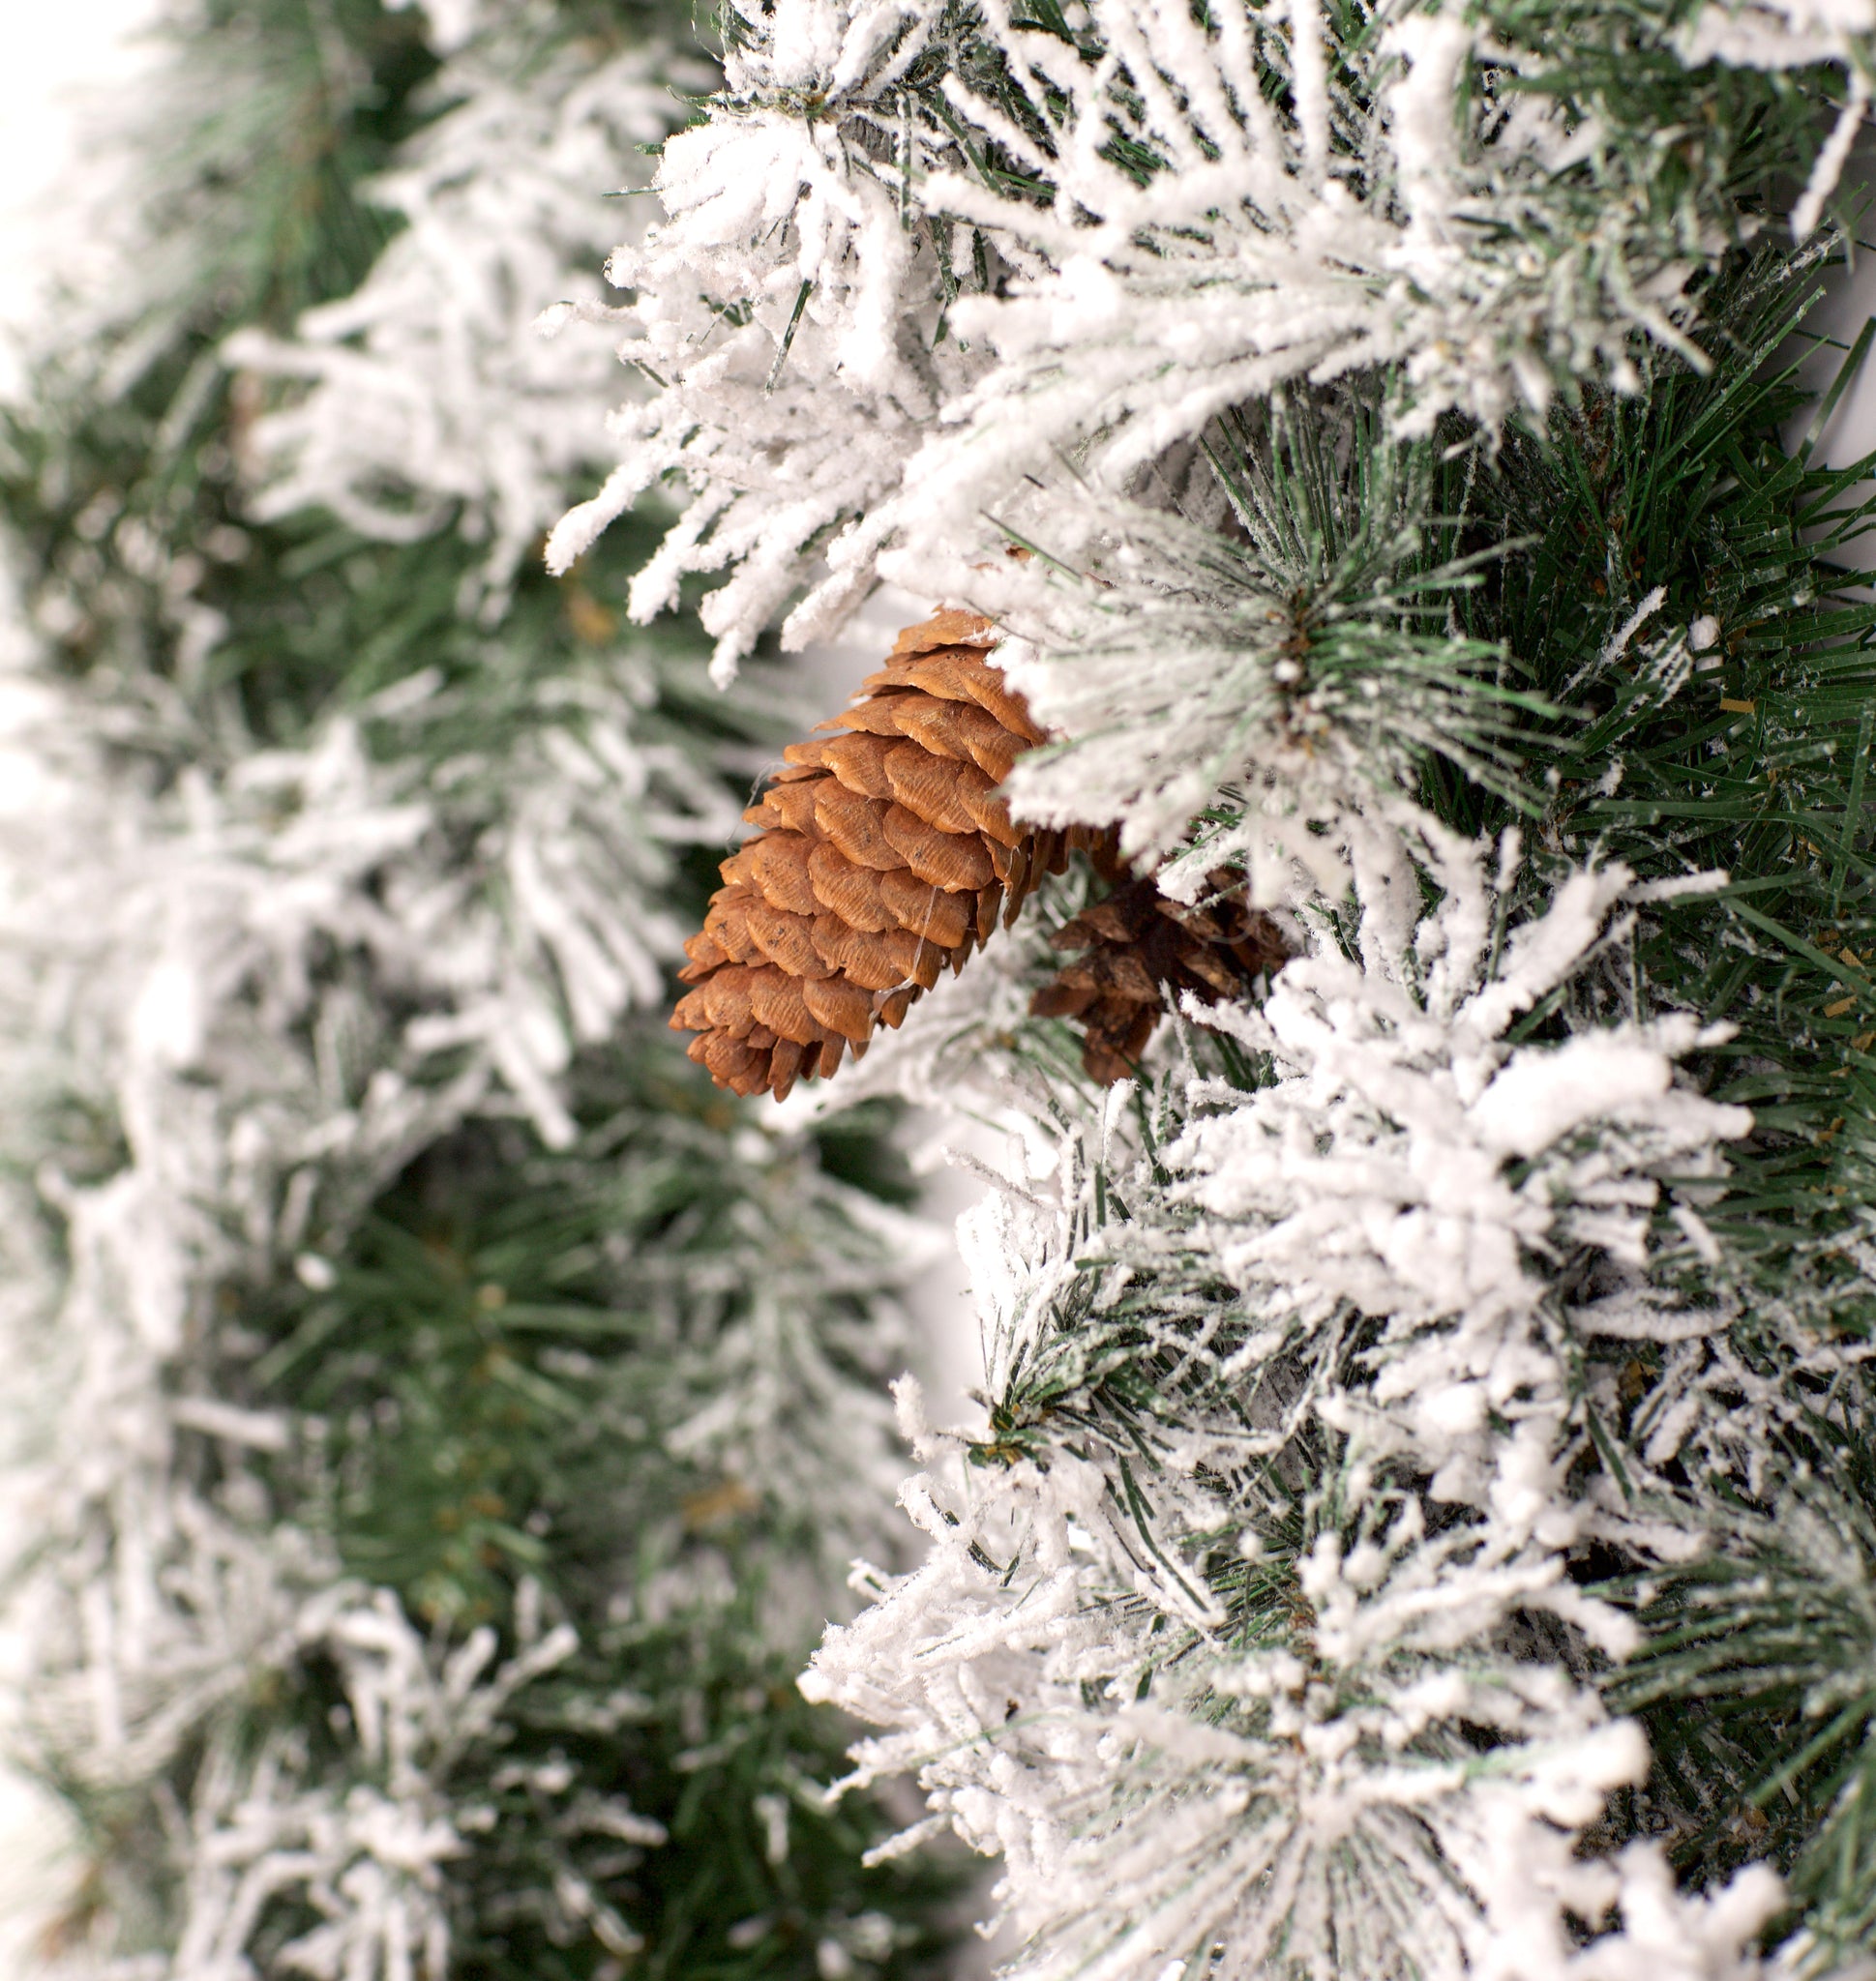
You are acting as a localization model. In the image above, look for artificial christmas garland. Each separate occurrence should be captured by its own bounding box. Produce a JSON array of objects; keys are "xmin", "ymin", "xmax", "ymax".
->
[
  {"xmin": 0, "ymin": 2, "xmax": 960, "ymax": 1973},
  {"xmin": 563, "ymin": 0, "xmax": 1876, "ymax": 1973},
  {"xmin": 11, "ymin": 0, "xmax": 1876, "ymax": 1974}
]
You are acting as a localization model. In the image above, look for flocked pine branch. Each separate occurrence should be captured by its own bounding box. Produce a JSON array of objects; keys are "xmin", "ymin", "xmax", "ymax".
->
[
  {"xmin": 805, "ymin": 814, "xmax": 1793, "ymax": 1979},
  {"xmin": 225, "ymin": 16, "xmax": 709, "ymax": 605},
  {"xmin": 15, "ymin": 0, "xmax": 1876, "ymax": 1970},
  {"xmin": 553, "ymin": 0, "xmax": 1873, "ymax": 675},
  {"xmin": 979, "ymin": 387, "xmax": 1540, "ymax": 872},
  {"xmin": 786, "ymin": 223, "xmax": 1876, "ymax": 1976}
]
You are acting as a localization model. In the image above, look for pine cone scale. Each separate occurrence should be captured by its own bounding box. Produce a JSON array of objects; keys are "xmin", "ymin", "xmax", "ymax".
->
[
  {"xmin": 973, "ymin": 883, "xmax": 1003, "ymax": 944},
  {"xmin": 808, "ymin": 843, "xmax": 895, "ymax": 931},
  {"xmin": 743, "ymin": 837, "xmax": 819, "ymax": 914},
  {"xmin": 810, "ymin": 917, "xmax": 908, "ymax": 990},
  {"xmin": 878, "ymin": 871, "xmax": 972, "ymax": 944},
  {"xmin": 814, "ymin": 784, "xmax": 904, "ymax": 870},
  {"xmin": 876, "ymin": 654, "xmax": 1045, "ymax": 743},
  {"xmin": 882, "ymin": 745, "xmax": 986, "ymax": 833},
  {"xmin": 749, "ymin": 968, "xmax": 817, "ymax": 1041},
  {"xmin": 881, "ymin": 804, "xmax": 996, "ymax": 892},
  {"xmin": 744, "ymin": 902, "xmax": 826, "ymax": 979},
  {"xmin": 786, "ymin": 732, "xmax": 895, "ymax": 796},
  {"xmin": 801, "ymin": 975, "xmax": 875, "ymax": 1042},
  {"xmin": 905, "ymin": 702, "xmax": 1025, "ymax": 780},
  {"xmin": 1030, "ymin": 981, "xmax": 1096, "ymax": 1020},
  {"xmin": 747, "ymin": 783, "xmax": 816, "ymax": 835}
]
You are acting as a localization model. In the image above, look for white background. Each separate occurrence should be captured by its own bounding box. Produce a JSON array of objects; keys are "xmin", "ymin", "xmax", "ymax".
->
[{"xmin": 0, "ymin": 0, "xmax": 156, "ymax": 393}]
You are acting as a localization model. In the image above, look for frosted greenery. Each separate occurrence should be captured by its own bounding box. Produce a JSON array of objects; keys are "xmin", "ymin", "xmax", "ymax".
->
[
  {"xmin": 0, "ymin": 0, "xmax": 961, "ymax": 1973},
  {"xmin": 11, "ymin": 0, "xmax": 1876, "ymax": 1973}
]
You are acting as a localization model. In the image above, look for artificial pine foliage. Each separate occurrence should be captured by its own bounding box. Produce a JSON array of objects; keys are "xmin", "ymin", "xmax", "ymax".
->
[
  {"xmin": 0, "ymin": 0, "xmax": 964, "ymax": 1974},
  {"xmin": 541, "ymin": 0, "xmax": 1876, "ymax": 1972},
  {"xmin": 20, "ymin": 0, "xmax": 1876, "ymax": 1974}
]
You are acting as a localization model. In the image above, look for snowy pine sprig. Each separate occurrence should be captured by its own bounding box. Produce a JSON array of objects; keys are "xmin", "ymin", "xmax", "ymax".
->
[
  {"xmin": 555, "ymin": 0, "xmax": 1871, "ymax": 673},
  {"xmin": 978, "ymin": 388, "xmax": 1537, "ymax": 872},
  {"xmin": 146, "ymin": 1586, "xmax": 611, "ymax": 1981},
  {"xmin": 0, "ymin": 650, "xmax": 942, "ymax": 1970},
  {"xmin": 802, "ymin": 812, "xmax": 1798, "ymax": 1978},
  {"xmin": 1613, "ymin": 1460, "xmax": 1876, "ymax": 1966},
  {"xmin": 226, "ymin": 19, "xmax": 707, "ymax": 604},
  {"xmin": 547, "ymin": 0, "xmax": 991, "ymax": 671},
  {"xmin": 0, "ymin": 643, "xmax": 721, "ymax": 1924},
  {"xmin": 780, "ymin": 215, "xmax": 1876, "ymax": 1977}
]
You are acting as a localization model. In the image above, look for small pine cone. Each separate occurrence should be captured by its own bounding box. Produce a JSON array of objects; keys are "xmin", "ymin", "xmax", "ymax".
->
[
  {"xmin": 1031, "ymin": 871, "xmax": 1293, "ymax": 1082},
  {"xmin": 673, "ymin": 609, "xmax": 1100, "ymax": 1100}
]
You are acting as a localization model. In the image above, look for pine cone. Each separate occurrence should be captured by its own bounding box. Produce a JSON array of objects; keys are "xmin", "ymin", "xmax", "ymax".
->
[
  {"xmin": 1031, "ymin": 872, "xmax": 1293, "ymax": 1082},
  {"xmin": 674, "ymin": 610, "xmax": 1097, "ymax": 1100}
]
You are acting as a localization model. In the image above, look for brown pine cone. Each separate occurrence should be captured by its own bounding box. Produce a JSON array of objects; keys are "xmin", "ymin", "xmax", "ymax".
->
[
  {"xmin": 673, "ymin": 609, "xmax": 1100, "ymax": 1100},
  {"xmin": 1031, "ymin": 872, "xmax": 1293, "ymax": 1082}
]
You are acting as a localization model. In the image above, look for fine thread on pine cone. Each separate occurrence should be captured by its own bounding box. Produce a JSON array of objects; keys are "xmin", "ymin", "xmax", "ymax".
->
[
  {"xmin": 1032, "ymin": 871, "xmax": 1294, "ymax": 1083},
  {"xmin": 673, "ymin": 610, "xmax": 1104, "ymax": 1100}
]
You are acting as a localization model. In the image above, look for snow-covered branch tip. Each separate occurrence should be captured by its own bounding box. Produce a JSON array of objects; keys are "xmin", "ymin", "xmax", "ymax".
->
[
  {"xmin": 556, "ymin": 0, "xmax": 1870, "ymax": 676},
  {"xmin": 805, "ymin": 815, "xmax": 1767, "ymax": 1979}
]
